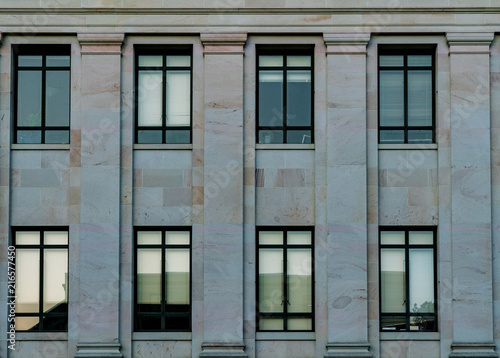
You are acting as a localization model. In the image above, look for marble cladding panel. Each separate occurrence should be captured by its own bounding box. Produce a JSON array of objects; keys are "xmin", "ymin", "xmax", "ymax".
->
[
  {"xmin": 380, "ymin": 340, "xmax": 440, "ymax": 358},
  {"xmin": 10, "ymin": 341, "xmax": 68, "ymax": 358},
  {"xmin": 255, "ymin": 340, "xmax": 316, "ymax": 358},
  {"xmin": 133, "ymin": 341, "xmax": 191, "ymax": 358}
]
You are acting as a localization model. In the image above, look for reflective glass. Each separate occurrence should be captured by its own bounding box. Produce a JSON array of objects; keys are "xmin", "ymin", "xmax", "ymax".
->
[
  {"xmin": 288, "ymin": 231, "xmax": 312, "ymax": 245},
  {"xmin": 165, "ymin": 231, "xmax": 190, "ymax": 245},
  {"xmin": 288, "ymin": 318, "xmax": 312, "ymax": 330},
  {"xmin": 379, "ymin": 130, "xmax": 404, "ymax": 144},
  {"xmin": 47, "ymin": 56, "xmax": 70, "ymax": 67},
  {"xmin": 137, "ymin": 231, "xmax": 161, "ymax": 245},
  {"xmin": 379, "ymin": 71, "xmax": 404, "ymax": 127},
  {"xmin": 379, "ymin": 55, "xmax": 404, "ymax": 67},
  {"xmin": 287, "ymin": 130, "xmax": 311, "ymax": 144},
  {"xmin": 409, "ymin": 249, "xmax": 434, "ymax": 313},
  {"xmin": 43, "ymin": 249, "xmax": 68, "ymax": 312},
  {"xmin": 16, "ymin": 249, "xmax": 40, "ymax": 313},
  {"xmin": 287, "ymin": 249, "xmax": 312, "ymax": 313},
  {"xmin": 409, "ymin": 231, "xmax": 433, "ymax": 245},
  {"xmin": 258, "ymin": 130, "xmax": 283, "ymax": 144},
  {"xmin": 17, "ymin": 130, "xmax": 42, "ymax": 144},
  {"xmin": 258, "ymin": 249, "xmax": 284, "ymax": 313},
  {"xmin": 408, "ymin": 70, "xmax": 432, "ymax": 127},
  {"xmin": 287, "ymin": 56, "xmax": 311, "ymax": 67},
  {"xmin": 259, "ymin": 231, "xmax": 283, "ymax": 245},
  {"xmin": 46, "ymin": 71, "xmax": 70, "ymax": 127},
  {"xmin": 165, "ymin": 249, "xmax": 190, "ymax": 305},
  {"xmin": 16, "ymin": 231, "xmax": 40, "ymax": 245},
  {"xmin": 259, "ymin": 318, "xmax": 283, "ymax": 330},
  {"xmin": 19, "ymin": 56, "xmax": 42, "ymax": 67},
  {"xmin": 380, "ymin": 231, "xmax": 404, "ymax": 245},
  {"xmin": 408, "ymin": 55, "xmax": 432, "ymax": 67},
  {"xmin": 166, "ymin": 71, "xmax": 190, "ymax": 126},
  {"xmin": 139, "ymin": 56, "xmax": 162, "ymax": 67},
  {"xmin": 165, "ymin": 130, "xmax": 190, "ymax": 144},
  {"xmin": 18, "ymin": 71, "xmax": 42, "ymax": 127},
  {"xmin": 380, "ymin": 249, "xmax": 405, "ymax": 313},
  {"xmin": 166, "ymin": 56, "xmax": 190, "ymax": 67},
  {"xmin": 138, "ymin": 71, "xmax": 163, "ymax": 126},
  {"xmin": 44, "ymin": 231, "xmax": 68, "ymax": 245},
  {"xmin": 259, "ymin": 71, "xmax": 283, "ymax": 127},
  {"xmin": 259, "ymin": 56, "xmax": 283, "ymax": 67},
  {"xmin": 287, "ymin": 71, "xmax": 311, "ymax": 127},
  {"xmin": 137, "ymin": 249, "xmax": 162, "ymax": 312}
]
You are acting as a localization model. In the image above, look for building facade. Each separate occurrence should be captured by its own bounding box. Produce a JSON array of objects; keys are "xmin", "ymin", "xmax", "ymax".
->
[{"xmin": 0, "ymin": 2, "xmax": 499, "ymax": 358}]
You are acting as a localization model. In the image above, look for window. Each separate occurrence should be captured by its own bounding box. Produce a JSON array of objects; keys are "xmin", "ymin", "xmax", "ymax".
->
[
  {"xmin": 13, "ymin": 45, "xmax": 71, "ymax": 144},
  {"xmin": 379, "ymin": 228, "xmax": 437, "ymax": 332},
  {"xmin": 378, "ymin": 47, "xmax": 435, "ymax": 144},
  {"xmin": 13, "ymin": 228, "xmax": 68, "ymax": 331},
  {"xmin": 135, "ymin": 46, "xmax": 192, "ymax": 144},
  {"xmin": 256, "ymin": 227, "xmax": 314, "ymax": 331},
  {"xmin": 257, "ymin": 47, "xmax": 314, "ymax": 144},
  {"xmin": 134, "ymin": 228, "xmax": 191, "ymax": 331}
]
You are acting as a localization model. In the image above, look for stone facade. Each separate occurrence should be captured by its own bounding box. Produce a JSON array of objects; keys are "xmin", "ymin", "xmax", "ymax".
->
[{"xmin": 0, "ymin": 3, "xmax": 499, "ymax": 358}]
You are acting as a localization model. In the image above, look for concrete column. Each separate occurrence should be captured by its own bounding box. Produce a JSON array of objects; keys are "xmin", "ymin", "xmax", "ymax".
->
[
  {"xmin": 199, "ymin": 33, "xmax": 247, "ymax": 358},
  {"xmin": 323, "ymin": 33, "xmax": 372, "ymax": 358},
  {"xmin": 447, "ymin": 32, "xmax": 497, "ymax": 358},
  {"xmin": 74, "ymin": 33, "xmax": 124, "ymax": 358}
]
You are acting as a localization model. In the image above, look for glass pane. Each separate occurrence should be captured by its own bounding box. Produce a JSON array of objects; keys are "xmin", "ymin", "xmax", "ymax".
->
[
  {"xmin": 19, "ymin": 56, "xmax": 42, "ymax": 67},
  {"xmin": 165, "ymin": 130, "xmax": 190, "ymax": 144},
  {"xmin": 288, "ymin": 318, "xmax": 312, "ymax": 331},
  {"xmin": 136, "ymin": 315, "xmax": 161, "ymax": 330},
  {"xmin": 259, "ymin": 318, "xmax": 283, "ymax": 330},
  {"xmin": 18, "ymin": 71, "xmax": 42, "ymax": 127},
  {"xmin": 166, "ymin": 71, "xmax": 190, "ymax": 126},
  {"xmin": 380, "ymin": 231, "xmax": 404, "ymax": 245},
  {"xmin": 137, "ymin": 130, "xmax": 162, "ymax": 144},
  {"xmin": 137, "ymin": 249, "xmax": 162, "ymax": 312},
  {"xmin": 288, "ymin": 231, "xmax": 311, "ymax": 245},
  {"xmin": 165, "ymin": 231, "xmax": 189, "ymax": 245},
  {"xmin": 43, "ymin": 249, "xmax": 68, "ymax": 312},
  {"xmin": 15, "ymin": 317, "xmax": 40, "ymax": 331},
  {"xmin": 258, "ymin": 130, "xmax": 283, "ymax": 144},
  {"xmin": 47, "ymin": 56, "xmax": 70, "ymax": 67},
  {"xmin": 259, "ymin": 56, "xmax": 283, "ymax": 67},
  {"xmin": 41, "ymin": 315, "xmax": 67, "ymax": 331},
  {"xmin": 381, "ymin": 316, "xmax": 406, "ymax": 331},
  {"xmin": 16, "ymin": 231, "xmax": 40, "ymax": 245},
  {"xmin": 410, "ymin": 315, "xmax": 436, "ymax": 331},
  {"xmin": 259, "ymin": 71, "xmax": 283, "ymax": 127},
  {"xmin": 167, "ymin": 56, "xmax": 190, "ymax": 67},
  {"xmin": 408, "ymin": 55, "xmax": 432, "ymax": 67},
  {"xmin": 17, "ymin": 131, "xmax": 41, "ymax": 144},
  {"xmin": 165, "ymin": 249, "xmax": 190, "ymax": 305},
  {"xmin": 259, "ymin": 249, "xmax": 284, "ymax": 313},
  {"xmin": 44, "ymin": 231, "xmax": 68, "ymax": 245},
  {"xmin": 287, "ymin": 56, "xmax": 311, "ymax": 67},
  {"xmin": 16, "ymin": 249, "xmax": 40, "ymax": 313},
  {"xmin": 409, "ymin": 231, "xmax": 433, "ymax": 245},
  {"xmin": 137, "ymin": 231, "xmax": 161, "ymax": 245},
  {"xmin": 46, "ymin": 71, "xmax": 70, "ymax": 127},
  {"xmin": 379, "ymin": 71, "xmax": 404, "ymax": 127},
  {"xmin": 139, "ymin": 55, "xmax": 162, "ymax": 67},
  {"xmin": 408, "ymin": 70, "xmax": 432, "ymax": 127},
  {"xmin": 379, "ymin": 130, "xmax": 404, "ymax": 144},
  {"xmin": 287, "ymin": 130, "xmax": 311, "ymax": 144},
  {"xmin": 408, "ymin": 130, "xmax": 432, "ymax": 144},
  {"xmin": 409, "ymin": 249, "xmax": 434, "ymax": 313},
  {"xmin": 45, "ymin": 130, "xmax": 69, "ymax": 144},
  {"xmin": 379, "ymin": 55, "xmax": 404, "ymax": 67},
  {"xmin": 287, "ymin": 70, "xmax": 311, "ymax": 127},
  {"xmin": 259, "ymin": 231, "xmax": 283, "ymax": 245},
  {"xmin": 287, "ymin": 249, "xmax": 312, "ymax": 313},
  {"xmin": 138, "ymin": 71, "xmax": 163, "ymax": 126},
  {"xmin": 380, "ymin": 249, "xmax": 405, "ymax": 313},
  {"xmin": 165, "ymin": 315, "xmax": 190, "ymax": 330}
]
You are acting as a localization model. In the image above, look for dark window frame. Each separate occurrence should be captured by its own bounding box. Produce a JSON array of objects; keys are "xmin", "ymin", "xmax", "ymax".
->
[
  {"xmin": 379, "ymin": 226, "xmax": 438, "ymax": 332},
  {"xmin": 377, "ymin": 46, "xmax": 436, "ymax": 144},
  {"xmin": 134, "ymin": 227, "xmax": 192, "ymax": 332},
  {"xmin": 12, "ymin": 227, "xmax": 69, "ymax": 332},
  {"xmin": 12, "ymin": 45, "xmax": 71, "ymax": 144},
  {"xmin": 134, "ymin": 46, "xmax": 193, "ymax": 144},
  {"xmin": 256, "ymin": 226, "xmax": 315, "ymax": 332},
  {"xmin": 256, "ymin": 46, "xmax": 315, "ymax": 144}
]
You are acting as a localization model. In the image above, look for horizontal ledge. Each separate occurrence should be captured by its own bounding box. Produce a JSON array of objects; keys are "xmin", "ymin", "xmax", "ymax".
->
[
  {"xmin": 134, "ymin": 144, "xmax": 193, "ymax": 150},
  {"xmin": 132, "ymin": 332, "xmax": 192, "ymax": 341},
  {"xmin": 380, "ymin": 332, "xmax": 440, "ymax": 341},
  {"xmin": 256, "ymin": 144, "xmax": 315, "ymax": 150},
  {"xmin": 378, "ymin": 143, "xmax": 437, "ymax": 150},
  {"xmin": 11, "ymin": 144, "xmax": 71, "ymax": 150},
  {"xmin": 15, "ymin": 332, "xmax": 68, "ymax": 341},
  {"xmin": 256, "ymin": 332, "xmax": 316, "ymax": 341}
]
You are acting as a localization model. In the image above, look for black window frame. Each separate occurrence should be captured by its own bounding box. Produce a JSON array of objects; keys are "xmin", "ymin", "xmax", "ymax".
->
[
  {"xmin": 12, "ymin": 227, "xmax": 69, "ymax": 332},
  {"xmin": 379, "ymin": 226, "xmax": 438, "ymax": 332},
  {"xmin": 134, "ymin": 45, "xmax": 193, "ymax": 144},
  {"xmin": 12, "ymin": 44, "xmax": 71, "ymax": 144},
  {"xmin": 377, "ymin": 45, "xmax": 436, "ymax": 144},
  {"xmin": 134, "ymin": 227, "xmax": 192, "ymax": 332},
  {"xmin": 256, "ymin": 45, "xmax": 315, "ymax": 144},
  {"xmin": 256, "ymin": 226, "xmax": 315, "ymax": 332}
]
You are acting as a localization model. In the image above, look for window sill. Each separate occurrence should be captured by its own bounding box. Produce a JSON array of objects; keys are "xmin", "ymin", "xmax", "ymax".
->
[
  {"xmin": 256, "ymin": 332, "xmax": 315, "ymax": 341},
  {"xmin": 15, "ymin": 332, "xmax": 68, "ymax": 341},
  {"xmin": 380, "ymin": 332, "xmax": 440, "ymax": 341},
  {"xmin": 11, "ymin": 144, "xmax": 70, "ymax": 151},
  {"xmin": 256, "ymin": 144, "xmax": 315, "ymax": 150},
  {"xmin": 378, "ymin": 144, "xmax": 437, "ymax": 150},
  {"xmin": 132, "ymin": 332, "xmax": 192, "ymax": 341},
  {"xmin": 134, "ymin": 144, "xmax": 193, "ymax": 150}
]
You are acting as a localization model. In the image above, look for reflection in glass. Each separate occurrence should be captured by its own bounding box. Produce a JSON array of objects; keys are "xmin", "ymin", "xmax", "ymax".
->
[
  {"xmin": 167, "ymin": 56, "xmax": 190, "ymax": 67},
  {"xmin": 165, "ymin": 249, "xmax": 190, "ymax": 305},
  {"xmin": 137, "ymin": 231, "xmax": 162, "ymax": 245},
  {"xmin": 408, "ymin": 55, "xmax": 432, "ymax": 67},
  {"xmin": 259, "ymin": 231, "xmax": 283, "ymax": 245},
  {"xmin": 287, "ymin": 71, "xmax": 311, "ymax": 127},
  {"xmin": 138, "ymin": 71, "xmax": 162, "ymax": 126},
  {"xmin": 139, "ymin": 55, "xmax": 162, "ymax": 67},
  {"xmin": 16, "ymin": 231, "xmax": 40, "ymax": 245},
  {"xmin": 137, "ymin": 249, "xmax": 162, "ymax": 312},
  {"xmin": 259, "ymin": 318, "xmax": 283, "ymax": 330},
  {"xmin": 408, "ymin": 71, "xmax": 432, "ymax": 127},
  {"xmin": 166, "ymin": 71, "xmax": 190, "ymax": 126},
  {"xmin": 408, "ymin": 130, "xmax": 433, "ymax": 144},
  {"xmin": 18, "ymin": 71, "xmax": 42, "ymax": 127},
  {"xmin": 409, "ymin": 231, "xmax": 433, "ymax": 245},
  {"xmin": 379, "ymin": 130, "xmax": 404, "ymax": 144},
  {"xmin": 409, "ymin": 249, "xmax": 434, "ymax": 313},
  {"xmin": 43, "ymin": 249, "xmax": 68, "ymax": 312},
  {"xmin": 259, "ymin": 249, "xmax": 284, "ymax": 313},
  {"xmin": 259, "ymin": 56, "xmax": 283, "ymax": 67},
  {"xmin": 166, "ymin": 231, "xmax": 190, "ymax": 245},
  {"xmin": 15, "ymin": 317, "xmax": 40, "ymax": 332},
  {"xmin": 16, "ymin": 249, "xmax": 40, "ymax": 313},
  {"xmin": 287, "ymin": 249, "xmax": 312, "ymax": 313},
  {"xmin": 380, "ymin": 231, "xmax": 405, "ymax": 245},
  {"xmin": 381, "ymin": 315, "xmax": 406, "ymax": 331},
  {"xmin": 46, "ymin": 56, "xmax": 70, "ymax": 67},
  {"xmin": 45, "ymin": 231, "xmax": 68, "ymax": 245},
  {"xmin": 287, "ymin": 130, "xmax": 311, "ymax": 144},
  {"xmin": 46, "ymin": 71, "xmax": 70, "ymax": 127},
  {"xmin": 19, "ymin": 56, "xmax": 42, "ymax": 67},
  {"xmin": 258, "ymin": 130, "xmax": 283, "ymax": 144},
  {"xmin": 287, "ymin": 56, "xmax": 311, "ymax": 67},
  {"xmin": 380, "ymin": 249, "xmax": 405, "ymax": 313},
  {"xmin": 288, "ymin": 231, "xmax": 312, "ymax": 245},
  {"xmin": 379, "ymin": 55, "xmax": 404, "ymax": 67},
  {"xmin": 259, "ymin": 71, "xmax": 283, "ymax": 127},
  {"xmin": 379, "ymin": 71, "xmax": 404, "ymax": 127},
  {"xmin": 288, "ymin": 318, "xmax": 312, "ymax": 331}
]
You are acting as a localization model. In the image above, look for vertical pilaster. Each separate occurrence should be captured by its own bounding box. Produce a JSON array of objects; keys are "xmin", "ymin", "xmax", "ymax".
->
[
  {"xmin": 323, "ymin": 33, "xmax": 372, "ymax": 358},
  {"xmin": 199, "ymin": 33, "xmax": 247, "ymax": 358},
  {"xmin": 447, "ymin": 32, "xmax": 497, "ymax": 358},
  {"xmin": 74, "ymin": 33, "xmax": 124, "ymax": 358}
]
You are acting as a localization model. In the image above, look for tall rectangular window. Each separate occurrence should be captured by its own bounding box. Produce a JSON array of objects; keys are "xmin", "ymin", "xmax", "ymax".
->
[
  {"xmin": 257, "ymin": 227, "xmax": 314, "ymax": 331},
  {"xmin": 135, "ymin": 47, "xmax": 192, "ymax": 144},
  {"xmin": 13, "ymin": 228, "xmax": 69, "ymax": 331},
  {"xmin": 380, "ymin": 228, "xmax": 437, "ymax": 332},
  {"xmin": 378, "ymin": 48, "xmax": 435, "ymax": 144},
  {"xmin": 13, "ymin": 45, "xmax": 71, "ymax": 144},
  {"xmin": 135, "ymin": 228, "xmax": 191, "ymax": 331},
  {"xmin": 257, "ymin": 47, "xmax": 314, "ymax": 144}
]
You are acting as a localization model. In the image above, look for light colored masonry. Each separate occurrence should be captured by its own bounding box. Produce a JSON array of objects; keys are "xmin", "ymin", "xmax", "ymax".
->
[{"xmin": 0, "ymin": 2, "xmax": 499, "ymax": 358}]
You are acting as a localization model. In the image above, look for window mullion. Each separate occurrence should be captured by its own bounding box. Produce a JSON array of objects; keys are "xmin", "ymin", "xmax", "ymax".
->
[
  {"xmin": 162, "ymin": 59, "xmax": 167, "ymax": 144},
  {"xmin": 405, "ymin": 231, "xmax": 410, "ymax": 331},
  {"xmin": 283, "ymin": 233, "xmax": 288, "ymax": 331},
  {"xmin": 283, "ymin": 61, "xmax": 287, "ymax": 144},
  {"xmin": 39, "ymin": 231, "xmax": 44, "ymax": 331},
  {"xmin": 41, "ymin": 56, "xmax": 46, "ymax": 144},
  {"xmin": 161, "ymin": 230, "xmax": 166, "ymax": 331}
]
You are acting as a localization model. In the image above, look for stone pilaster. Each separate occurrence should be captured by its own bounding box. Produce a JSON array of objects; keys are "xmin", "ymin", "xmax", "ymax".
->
[
  {"xmin": 75, "ymin": 33, "xmax": 124, "ymax": 358},
  {"xmin": 323, "ymin": 33, "xmax": 372, "ymax": 358},
  {"xmin": 199, "ymin": 33, "xmax": 247, "ymax": 358},
  {"xmin": 447, "ymin": 32, "xmax": 497, "ymax": 358}
]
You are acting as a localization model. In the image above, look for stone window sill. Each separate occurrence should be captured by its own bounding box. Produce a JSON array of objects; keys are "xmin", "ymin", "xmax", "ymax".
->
[
  {"xmin": 15, "ymin": 332, "xmax": 68, "ymax": 341},
  {"xmin": 11, "ymin": 144, "xmax": 70, "ymax": 151},
  {"xmin": 256, "ymin": 144, "xmax": 315, "ymax": 150},
  {"xmin": 380, "ymin": 332, "xmax": 440, "ymax": 341},
  {"xmin": 378, "ymin": 144, "xmax": 437, "ymax": 150},
  {"xmin": 256, "ymin": 332, "xmax": 316, "ymax": 341},
  {"xmin": 134, "ymin": 144, "xmax": 193, "ymax": 150},
  {"xmin": 132, "ymin": 332, "xmax": 192, "ymax": 341}
]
